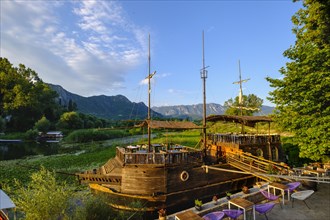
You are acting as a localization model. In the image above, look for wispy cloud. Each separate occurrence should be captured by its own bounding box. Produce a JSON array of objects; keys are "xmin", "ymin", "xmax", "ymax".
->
[{"xmin": 1, "ymin": 0, "xmax": 148, "ymax": 96}]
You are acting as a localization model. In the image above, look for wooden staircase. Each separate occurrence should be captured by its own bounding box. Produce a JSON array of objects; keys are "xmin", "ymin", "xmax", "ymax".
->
[{"xmin": 226, "ymin": 151, "xmax": 292, "ymax": 182}]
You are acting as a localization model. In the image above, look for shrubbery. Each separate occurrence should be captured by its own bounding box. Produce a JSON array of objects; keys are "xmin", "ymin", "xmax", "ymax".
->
[
  {"xmin": 4, "ymin": 167, "xmax": 145, "ymax": 220},
  {"xmin": 65, "ymin": 129, "xmax": 128, "ymax": 143}
]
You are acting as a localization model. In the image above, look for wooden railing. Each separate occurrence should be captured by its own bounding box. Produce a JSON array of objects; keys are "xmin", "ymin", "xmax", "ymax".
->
[
  {"xmin": 226, "ymin": 151, "xmax": 292, "ymax": 182},
  {"xmin": 207, "ymin": 133, "xmax": 281, "ymax": 145},
  {"xmin": 116, "ymin": 147, "xmax": 203, "ymax": 165}
]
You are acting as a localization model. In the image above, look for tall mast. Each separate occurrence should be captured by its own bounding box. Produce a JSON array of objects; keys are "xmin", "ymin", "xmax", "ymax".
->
[
  {"xmin": 148, "ymin": 34, "xmax": 151, "ymax": 151},
  {"xmin": 147, "ymin": 34, "xmax": 156, "ymax": 152},
  {"xmin": 233, "ymin": 60, "xmax": 250, "ymax": 133},
  {"xmin": 238, "ymin": 60, "xmax": 243, "ymax": 116},
  {"xmin": 233, "ymin": 60, "xmax": 250, "ymax": 116},
  {"xmin": 201, "ymin": 31, "xmax": 207, "ymax": 151}
]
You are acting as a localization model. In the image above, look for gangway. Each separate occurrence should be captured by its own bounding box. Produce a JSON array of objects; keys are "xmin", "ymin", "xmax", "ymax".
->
[
  {"xmin": 223, "ymin": 151, "xmax": 330, "ymax": 184},
  {"xmin": 226, "ymin": 151, "xmax": 293, "ymax": 182}
]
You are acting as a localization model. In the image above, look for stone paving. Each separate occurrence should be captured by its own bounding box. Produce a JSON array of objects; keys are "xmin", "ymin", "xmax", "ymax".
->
[{"xmin": 168, "ymin": 183, "xmax": 330, "ymax": 220}]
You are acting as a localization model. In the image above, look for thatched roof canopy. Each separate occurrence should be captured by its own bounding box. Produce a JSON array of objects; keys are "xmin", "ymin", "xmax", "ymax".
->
[
  {"xmin": 206, "ymin": 115, "xmax": 273, "ymax": 127},
  {"xmin": 136, "ymin": 120, "xmax": 201, "ymax": 129}
]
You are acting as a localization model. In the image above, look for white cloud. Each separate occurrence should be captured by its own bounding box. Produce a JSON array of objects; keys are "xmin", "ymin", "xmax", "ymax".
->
[{"xmin": 1, "ymin": 0, "xmax": 148, "ymax": 96}]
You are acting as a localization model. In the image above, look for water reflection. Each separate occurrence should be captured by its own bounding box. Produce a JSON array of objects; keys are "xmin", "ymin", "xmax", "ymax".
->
[{"xmin": 0, "ymin": 141, "xmax": 60, "ymax": 161}]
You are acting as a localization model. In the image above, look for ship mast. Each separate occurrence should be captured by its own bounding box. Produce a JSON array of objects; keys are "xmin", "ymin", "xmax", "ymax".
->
[
  {"xmin": 233, "ymin": 60, "xmax": 250, "ymax": 116},
  {"xmin": 201, "ymin": 31, "xmax": 208, "ymax": 151},
  {"xmin": 147, "ymin": 34, "xmax": 156, "ymax": 152}
]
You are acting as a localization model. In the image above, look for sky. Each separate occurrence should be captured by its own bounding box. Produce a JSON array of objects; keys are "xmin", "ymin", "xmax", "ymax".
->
[{"xmin": 1, "ymin": 0, "xmax": 302, "ymax": 107}]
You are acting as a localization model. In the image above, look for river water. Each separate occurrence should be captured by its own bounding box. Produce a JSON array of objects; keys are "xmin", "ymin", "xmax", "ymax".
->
[
  {"xmin": 0, "ymin": 134, "xmax": 155, "ymax": 161},
  {"xmin": 0, "ymin": 141, "xmax": 60, "ymax": 161}
]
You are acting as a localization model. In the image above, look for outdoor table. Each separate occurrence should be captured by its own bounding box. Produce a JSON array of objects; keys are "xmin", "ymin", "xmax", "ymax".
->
[
  {"xmin": 228, "ymin": 197, "xmax": 255, "ymax": 220},
  {"xmin": 268, "ymin": 182, "xmax": 289, "ymax": 205},
  {"xmin": 175, "ymin": 210, "xmax": 203, "ymax": 220}
]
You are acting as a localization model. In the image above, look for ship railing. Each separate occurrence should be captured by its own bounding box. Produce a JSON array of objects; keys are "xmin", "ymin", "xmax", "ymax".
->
[
  {"xmin": 207, "ymin": 133, "xmax": 281, "ymax": 145},
  {"xmin": 116, "ymin": 147, "xmax": 203, "ymax": 165}
]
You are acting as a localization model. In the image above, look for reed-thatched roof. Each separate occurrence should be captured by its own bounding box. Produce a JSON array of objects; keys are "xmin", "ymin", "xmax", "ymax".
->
[
  {"xmin": 206, "ymin": 115, "xmax": 272, "ymax": 127},
  {"xmin": 136, "ymin": 120, "xmax": 201, "ymax": 129}
]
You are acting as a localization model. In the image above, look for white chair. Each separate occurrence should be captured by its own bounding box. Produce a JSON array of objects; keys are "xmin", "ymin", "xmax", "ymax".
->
[{"xmin": 291, "ymin": 190, "xmax": 314, "ymax": 209}]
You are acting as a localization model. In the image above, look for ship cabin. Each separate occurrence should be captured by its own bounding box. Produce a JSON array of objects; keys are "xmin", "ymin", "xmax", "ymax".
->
[{"xmin": 205, "ymin": 115, "xmax": 283, "ymax": 164}]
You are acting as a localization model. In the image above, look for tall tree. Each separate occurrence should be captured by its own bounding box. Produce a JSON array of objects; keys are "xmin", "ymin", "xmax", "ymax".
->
[
  {"xmin": 0, "ymin": 58, "xmax": 60, "ymax": 131},
  {"xmin": 266, "ymin": 0, "xmax": 330, "ymax": 161},
  {"xmin": 224, "ymin": 94, "xmax": 263, "ymax": 116}
]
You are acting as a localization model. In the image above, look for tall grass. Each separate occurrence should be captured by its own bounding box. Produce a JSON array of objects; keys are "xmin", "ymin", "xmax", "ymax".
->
[{"xmin": 64, "ymin": 129, "xmax": 129, "ymax": 143}]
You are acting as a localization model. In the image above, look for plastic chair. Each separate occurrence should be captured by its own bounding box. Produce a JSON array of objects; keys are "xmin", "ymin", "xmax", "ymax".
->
[
  {"xmin": 291, "ymin": 190, "xmax": 314, "ymax": 209},
  {"xmin": 222, "ymin": 209, "xmax": 243, "ymax": 220},
  {"xmin": 255, "ymin": 202, "xmax": 276, "ymax": 220},
  {"xmin": 202, "ymin": 211, "xmax": 225, "ymax": 220},
  {"xmin": 260, "ymin": 190, "xmax": 282, "ymax": 208},
  {"xmin": 286, "ymin": 182, "xmax": 301, "ymax": 193}
]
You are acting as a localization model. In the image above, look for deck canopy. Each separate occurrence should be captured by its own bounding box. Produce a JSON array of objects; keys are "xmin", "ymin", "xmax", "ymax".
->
[
  {"xmin": 0, "ymin": 189, "xmax": 15, "ymax": 209},
  {"xmin": 206, "ymin": 115, "xmax": 273, "ymax": 127},
  {"xmin": 136, "ymin": 120, "xmax": 201, "ymax": 129}
]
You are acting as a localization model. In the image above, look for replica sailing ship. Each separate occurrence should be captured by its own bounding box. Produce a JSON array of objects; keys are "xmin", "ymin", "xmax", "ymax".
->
[{"xmin": 77, "ymin": 34, "xmax": 285, "ymax": 215}]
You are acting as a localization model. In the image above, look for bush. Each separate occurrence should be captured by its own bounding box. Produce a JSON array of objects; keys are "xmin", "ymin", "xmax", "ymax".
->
[
  {"xmin": 24, "ymin": 129, "xmax": 39, "ymax": 140},
  {"xmin": 5, "ymin": 167, "xmax": 74, "ymax": 220},
  {"xmin": 34, "ymin": 116, "xmax": 50, "ymax": 132},
  {"xmin": 65, "ymin": 129, "xmax": 128, "ymax": 143}
]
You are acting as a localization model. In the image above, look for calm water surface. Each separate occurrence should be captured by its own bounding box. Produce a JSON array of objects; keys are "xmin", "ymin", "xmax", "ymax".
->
[{"xmin": 0, "ymin": 141, "xmax": 60, "ymax": 161}]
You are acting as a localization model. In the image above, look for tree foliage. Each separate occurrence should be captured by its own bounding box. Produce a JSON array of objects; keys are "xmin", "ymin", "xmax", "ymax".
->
[
  {"xmin": 7, "ymin": 167, "xmax": 73, "ymax": 220},
  {"xmin": 34, "ymin": 116, "xmax": 51, "ymax": 133},
  {"xmin": 224, "ymin": 94, "xmax": 263, "ymax": 116},
  {"xmin": 266, "ymin": 0, "xmax": 330, "ymax": 161},
  {"xmin": 0, "ymin": 58, "xmax": 60, "ymax": 131},
  {"xmin": 57, "ymin": 111, "xmax": 84, "ymax": 129}
]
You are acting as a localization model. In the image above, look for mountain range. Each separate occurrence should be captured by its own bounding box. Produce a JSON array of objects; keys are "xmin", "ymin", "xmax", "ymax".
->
[{"xmin": 48, "ymin": 84, "xmax": 274, "ymax": 120}]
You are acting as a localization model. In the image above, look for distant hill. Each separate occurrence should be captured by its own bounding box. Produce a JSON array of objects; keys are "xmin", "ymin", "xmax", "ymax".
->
[
  {"xmin": 47, "ymin": 84, "xmax": 274, "ymax": 120},
  {"xmin": 47, "ymin": 84, "xmax": 162, "ymax": 120},
  {"xmin": 152, "ymin": 103, "xmax": 274, "ymax": 119},
  {"xmin": 152, "ymin": 103, "xmax": 226, "ymax": 120}
]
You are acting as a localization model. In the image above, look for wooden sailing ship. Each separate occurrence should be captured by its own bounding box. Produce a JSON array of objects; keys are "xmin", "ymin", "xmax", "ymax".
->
[{"xmin": 76, "ymin": 34, "xmax": 286, "ymax": 215}]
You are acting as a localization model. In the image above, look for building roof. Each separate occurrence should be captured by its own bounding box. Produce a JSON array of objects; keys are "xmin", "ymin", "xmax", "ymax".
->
[
  {"xmin": 136, "ymin": 120, "xmax": 201, "ymax": 129},
  {"xmin": 206, "ymin": 115, "xmax": 273, "ymax": 127}
]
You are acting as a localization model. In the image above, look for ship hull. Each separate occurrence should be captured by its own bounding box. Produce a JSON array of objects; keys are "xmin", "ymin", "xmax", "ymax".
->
[{"xmin": 87, "ymin": 162, "xmax": 256, "ymax": 215}]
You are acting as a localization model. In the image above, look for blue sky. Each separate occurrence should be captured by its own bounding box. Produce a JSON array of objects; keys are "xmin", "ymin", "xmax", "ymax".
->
[{"xmin": 1, "ymin": 0, "xmax": 302, "ymax": 107}]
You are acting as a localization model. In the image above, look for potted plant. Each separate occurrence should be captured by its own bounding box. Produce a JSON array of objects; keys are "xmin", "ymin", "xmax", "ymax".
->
[
  {"xmin": 212, "ymin": 195, "xmax": 218, "ymax": 205},
  {"xmin": 226, "ymin": 192, "xmax": 232, "ymax": 200},
  {"xmin": 158, "ymin": 208, "xmax": 166, "ymax": 220},
  {"xmin": 242, "ymin": 186, "xmax": 249, "ymax": 194},
  {"xmin": 194, "ymin": 199, "xmax": 203, "ymax": 211}
]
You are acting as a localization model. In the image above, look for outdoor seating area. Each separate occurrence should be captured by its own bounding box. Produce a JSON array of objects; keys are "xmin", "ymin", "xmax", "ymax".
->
[
  {"xmin": 168, "ymin": 181, "xmax": 330, "ymax": 220},
  {"xmin": 291, "ymin": 190, "xmax": 314, "ymax": 209}
]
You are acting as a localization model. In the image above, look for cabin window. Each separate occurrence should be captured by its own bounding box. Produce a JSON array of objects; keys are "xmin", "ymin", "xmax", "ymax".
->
[{"xmin": 256, "ymin": 148, "xmax": 263, "ymax": 157}]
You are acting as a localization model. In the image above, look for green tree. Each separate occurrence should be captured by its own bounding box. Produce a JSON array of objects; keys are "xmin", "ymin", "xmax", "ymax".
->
[
  {"xmin": 34, "ymin": 116, "xmax": 51, "ymax": 133},
  {"xmin": 266, "ymin": 0, "xmax": 330, "ymax": 161},
  {"xmin": 0, "ymin": 58, "xmax": 60, "ymax": 131},
  {"xmin": 7, "ymin": 167, "xmax": 73, "ymax": 220},
  {"xmin": 224, "ymin": 94, "xmax": 263, "ymax": 116},
  {"xmin": 57, "ymin": 111, "xmax": 83, "ymax": 129}
]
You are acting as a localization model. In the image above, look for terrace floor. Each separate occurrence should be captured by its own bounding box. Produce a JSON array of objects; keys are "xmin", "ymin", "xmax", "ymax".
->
[{"xmin": 167, "ymin": 183, "xmax": 330, "ymax": 220}]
